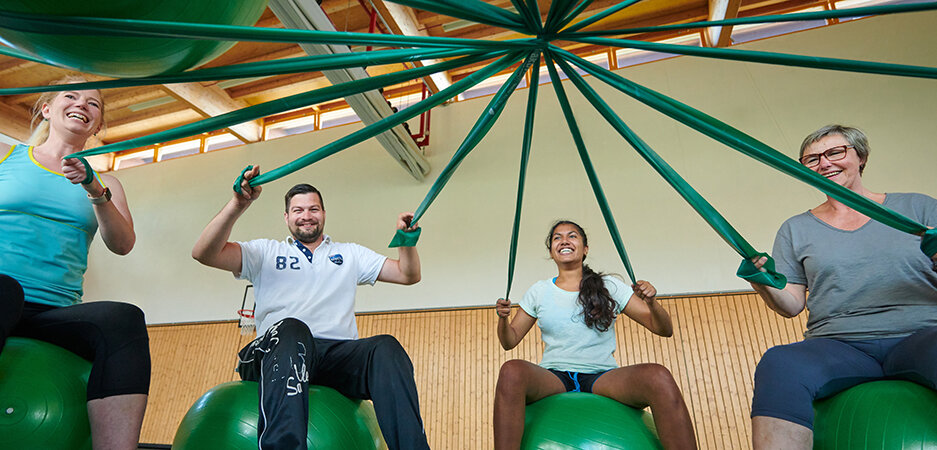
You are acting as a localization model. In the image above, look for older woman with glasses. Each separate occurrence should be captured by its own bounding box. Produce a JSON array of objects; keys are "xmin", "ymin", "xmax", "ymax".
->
[{"xmin": 747, "ymin": 124, "xmax": 937, "ymax": 449}]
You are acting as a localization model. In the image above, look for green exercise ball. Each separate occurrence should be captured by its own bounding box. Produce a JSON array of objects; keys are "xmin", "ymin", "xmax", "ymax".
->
[
  {"xmin": 173, "ymin": 381, "xmax": 387, "ymax": 449},
  {"xmin": 0, "ymin": 337, "xmax": 92, "ymax": 449},
  {"xmin": 813, "ymin": 380, "xmax": 937, "ymax": 450},
  {"xmin": 522, "ymin": 392, "xmax": 662, "ymax": 450},
  {"xmin": 0, "ymin": 0, "xmax": 268, "ymax": 77}
]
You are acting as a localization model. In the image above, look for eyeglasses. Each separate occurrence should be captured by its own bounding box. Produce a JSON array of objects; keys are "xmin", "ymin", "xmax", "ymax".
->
[{"xmin": 800, "ymin": 145, "xmax": 854, "ymax": 167}]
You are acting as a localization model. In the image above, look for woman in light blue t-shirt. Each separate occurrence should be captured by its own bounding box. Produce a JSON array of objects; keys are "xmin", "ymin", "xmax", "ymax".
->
[{"xmin": 493, "ymin": 220, "xmax": 696, "ymax": 449}]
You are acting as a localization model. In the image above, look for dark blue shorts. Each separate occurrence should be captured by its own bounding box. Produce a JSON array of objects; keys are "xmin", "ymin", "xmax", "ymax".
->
[
  {"xmin": 548, "ymin": 369, "xmax": 610, "ymax": 393},
  {"xmin": 752, "ymin": 325, "xmax": 937, "ymax": 429}
]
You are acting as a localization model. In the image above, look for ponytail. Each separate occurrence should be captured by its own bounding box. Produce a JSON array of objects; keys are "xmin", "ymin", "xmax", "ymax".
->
[{"xmin": 578, "ymin": 263, "xmax": 617, "ymax": 332}]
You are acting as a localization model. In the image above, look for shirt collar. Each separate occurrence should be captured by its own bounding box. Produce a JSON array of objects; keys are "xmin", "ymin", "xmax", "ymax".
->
[{"xmin": 286, "ymin": 234, "xmax": 331, "ymax": 246}]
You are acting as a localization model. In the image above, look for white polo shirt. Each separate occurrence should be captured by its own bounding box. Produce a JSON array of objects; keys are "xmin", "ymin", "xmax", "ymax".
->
[{"xmin": 236, "ymin": 235, "xmax": 387, "ymax": 339}]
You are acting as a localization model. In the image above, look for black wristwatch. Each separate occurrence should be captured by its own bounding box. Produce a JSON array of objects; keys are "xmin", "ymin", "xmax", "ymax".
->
[{"xmin": 88, "ymin": 187, "xmax": 112, "ymax": 205}]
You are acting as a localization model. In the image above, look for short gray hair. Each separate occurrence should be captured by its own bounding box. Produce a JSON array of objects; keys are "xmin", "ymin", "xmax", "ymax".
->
[{"xmin": 799, "ymin": 124, "xmax": 870, "ymax": 174}]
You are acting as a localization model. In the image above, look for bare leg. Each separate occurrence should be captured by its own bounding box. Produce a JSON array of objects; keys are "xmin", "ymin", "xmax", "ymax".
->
[
  {"xmin": 87, "ymin": 394, "xmax": 148, "ymax": 450},
  {"xmin": 493, "ymin": 360, "xmax": 565, "ymax": 450},
  {"xmin": 752, "ymin": 416, "xmax": 811, "ymax": 450},
  {"xmin": 592, "ymin": 363, "xmax": 696, "ymax": 450}
]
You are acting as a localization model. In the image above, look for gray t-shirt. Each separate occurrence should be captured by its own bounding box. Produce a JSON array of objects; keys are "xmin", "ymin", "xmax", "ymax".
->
[{"xmin": 773, "ymin": 192, "xmax": 937, "ymax": 340}]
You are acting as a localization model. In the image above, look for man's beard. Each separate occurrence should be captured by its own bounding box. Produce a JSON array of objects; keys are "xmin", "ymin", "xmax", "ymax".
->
[{"xmin": 291, "ymin": 223, "xmax": 322, "ymax": 244}]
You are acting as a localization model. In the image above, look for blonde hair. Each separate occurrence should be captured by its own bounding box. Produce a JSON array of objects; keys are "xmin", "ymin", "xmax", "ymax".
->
[{"xmin": 28, "ymin": 75, "xmax": 106, "ymax": 146}]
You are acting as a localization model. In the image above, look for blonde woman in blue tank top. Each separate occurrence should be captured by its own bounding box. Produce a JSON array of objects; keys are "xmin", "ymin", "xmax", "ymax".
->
[
  {"xmin": 0, "ymin": 77, "xmax": 149, "ymax": 449},
  {"xmin": 493, "ymin": 220, "xmax": 696, "ymax": 449}
]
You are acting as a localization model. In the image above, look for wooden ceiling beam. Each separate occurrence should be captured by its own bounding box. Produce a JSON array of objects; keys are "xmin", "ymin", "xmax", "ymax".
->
[
  {"xmin": 0, "ymin": 58, "xmax": 39, "ymax": 77},
  {"xmin": 370, "ymin": 0, "xmax": 448, "ymax": 94},
  {"xmin": 270, "ymin": 0, "xmax": 429, "ymax": 180},
  {"xmin": 741, "ymin": 0, "xmax": 825, "ymax": 17},
  {"xmin": 591, "ymin": 5, "xmax": 710, "ymax": 31},
  {"xmin": 161, "ymin": 83, "xmax": 262, "ymax": 143},
  {"xmin": 0, "ymin": 100, "xmax": 33, "ymax": 142},
  {"xmin": 704, "ymin": 0, "xmax": 743, "ymax": 47}
]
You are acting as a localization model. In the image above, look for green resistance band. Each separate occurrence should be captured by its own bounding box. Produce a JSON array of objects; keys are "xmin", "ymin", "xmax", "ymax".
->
[
  {"xmin": 503, "ymin": 53, "xmax": 540, "ymax": 300},
  {"xmin": 551, "ymin": 48, "xmax": 785, "ymax": 288},
  {"xmin": 558, "ymin": 48, "xmax": 937, "ymax": 273},
  {"xmin": 544, "ymin": 50, "xmax": 637, "ymax": 284},
  {"xmin": 390, "ymin": 50, "xmax": 538, "ymax": 248}
]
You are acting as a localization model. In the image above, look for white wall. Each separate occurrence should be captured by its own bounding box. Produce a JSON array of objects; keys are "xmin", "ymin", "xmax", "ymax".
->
[{"xmin": 83, "ymin": 11, "xmax": 937, "ymax": 324}]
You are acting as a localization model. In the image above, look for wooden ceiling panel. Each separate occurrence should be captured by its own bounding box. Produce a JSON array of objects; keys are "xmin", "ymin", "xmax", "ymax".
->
[
  {"xmin": 105, "ymin": 109, "xmax": 205, "ymax": 143},
  {"xmin": 201, "ymin": 42, "xmax": 302, "ymax": 69},
  {"xmin": 228, "ymin": 75, "xmax": 334, "ymax": 105},
  {"xmin": 106, "ymin": 102, "xmax": 192, "ymax": 129},
  {"xmin": 103, "ymin": 87, "xmax": 175, "ymax": 112},
  {"xmin": 321, "ymin": 0, "xmax": 380, "ymax": 33}
]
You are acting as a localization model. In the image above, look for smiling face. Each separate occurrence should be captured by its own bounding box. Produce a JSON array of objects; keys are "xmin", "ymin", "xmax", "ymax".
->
[
  {"xmin": 41, "ymin": 89, "xmax": 104, "ymax": 139},
  {"xmin": 284, "ymin": 192, "xmax": 326, "ymax": 245},
  {"xmin": 548, "ymin": 222, "xmax": 589, "ymax": 267},
  {"xmin": 802, "ymin": 133, "xmax": 866, "ymax": 190}
]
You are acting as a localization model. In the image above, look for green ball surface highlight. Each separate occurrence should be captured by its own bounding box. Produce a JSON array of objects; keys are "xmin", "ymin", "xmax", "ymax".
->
[
  {"xmin": 173, "ymin": 381, "xmax": 387, "ymax": 449},
  {"xmin": 0, "ymin": 337, "xmax": 92, "ymax": 450},
  {"xmin": 0, "ymin": 0, "xmax": 268, "ymax": 77},
  {"xmin": 813, "ymin": 380, "xmax": 937, "ymax": 450},
  {"xmin": 522, "ymin": 392, "xmax": 662, "ymax": 450}
]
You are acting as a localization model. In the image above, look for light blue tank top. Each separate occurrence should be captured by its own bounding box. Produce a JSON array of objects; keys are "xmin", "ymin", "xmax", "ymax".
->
[{"xmin": 0, "ymin": 144, "xmax": 99, "ymax": 306}]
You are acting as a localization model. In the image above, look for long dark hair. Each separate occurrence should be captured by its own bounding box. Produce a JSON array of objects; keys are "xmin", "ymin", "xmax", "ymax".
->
[{"xmin": 545, "ymin": 220, "xmax": 617, "ymax": 332}]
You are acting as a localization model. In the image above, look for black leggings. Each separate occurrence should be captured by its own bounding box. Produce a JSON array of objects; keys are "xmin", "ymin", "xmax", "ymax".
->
[
  {"xmin": 238, "ymin": 317, "xmax": 429, "ymax": 450},
  {"xmin": 0, "ymin": 274, "xmax": 151, "ymax": 400}
]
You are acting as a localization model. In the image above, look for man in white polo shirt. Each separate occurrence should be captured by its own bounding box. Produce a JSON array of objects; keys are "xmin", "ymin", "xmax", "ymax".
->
[{"xmin": 192, "ymin": 165, "xmax": 429, "ymax": 450}]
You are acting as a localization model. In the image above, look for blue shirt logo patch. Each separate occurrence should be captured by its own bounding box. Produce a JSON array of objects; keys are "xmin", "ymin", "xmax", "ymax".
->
[{"xmin": 329, "ymin": 254, "xmax": 343, "ymax": 265}]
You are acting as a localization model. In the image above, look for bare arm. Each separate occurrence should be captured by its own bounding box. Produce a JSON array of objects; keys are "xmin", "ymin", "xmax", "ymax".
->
[
  {"xmin": 62, "ymin": 159, "xmax": 135, "ymax": 255},
  {"xmin": 496, "ymin": 298, "xmax": 537, "ymax": 350},
  {"xmin": 191, "ymin": 166, "xmax": 262, "ymax": 273},
  {"xmin": 749, "ymin": 255, "xmax": 807, "ymax": 317},
  {"xmin": 621, "ymin": 280, "xmax": 673, "ymax": 337},
  {"xmin": 377, "ymin": 212, "xmax": 421, "ymax": 285}
]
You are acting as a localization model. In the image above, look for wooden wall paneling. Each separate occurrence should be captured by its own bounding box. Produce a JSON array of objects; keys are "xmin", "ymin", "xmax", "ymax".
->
[
  {"xmin": 693, "ymin": 297, "xmax": 718, "ymax": 449},
  {"xmin": 142, "ymin": 322, "xmax": 244, "ymax": 444},
  {"xmin": 721, "ymin": 296, "xmax": 748, "ymax": 449},
  {"xmin": 727, "ymin": 295, "xmax": 747, "ymax": 448},
  {"xmin": 727, "ymin": 295, "xmax": 751, "ymax": 449},
  {"xmin": 710, "ymin": 295, "xmax": 737, "ymax": 449},
  {"xmin": 763, "ymin": 295, "xmax": 788, "ymax": 352},
  {"xmin": 676, "ymin": 297, "xmax": 707, "ymax": 448},
  {"xmin": 698, "ymin": 296, "xmax": 723, "ymax": 449},
  {"xmin": 741, "ymin": 294, "xmax": 762, "ymax": 447},
  {"xmin": 744, "ymin": 292, "xmax": 771, "ymax": 369},
  {"xmin": 701, "ymin": 296, "xmax": 725, "ymax": 448},
  {"xmin": 691, "ymin": 298, "xmax": 710, "ymax": 449},
  {"xmin": 656, "ymin": 299, "xmax": 681, "ymax": 414},
  {"xmin": 727, "ymin": 294, "xmax": 752, "ymax": 407}
]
